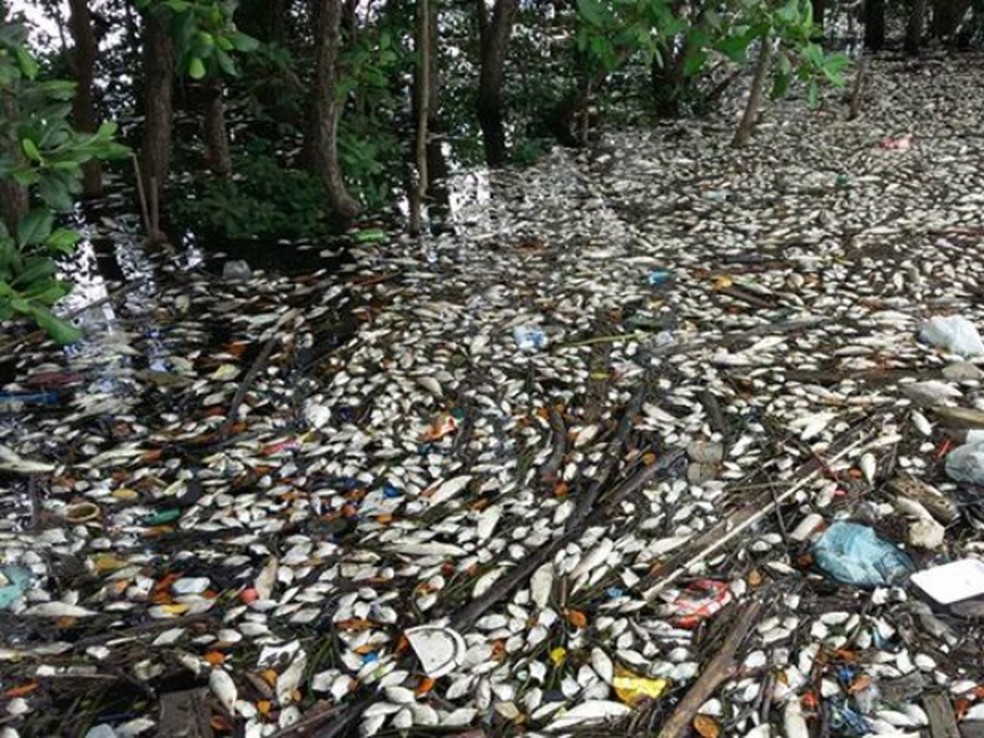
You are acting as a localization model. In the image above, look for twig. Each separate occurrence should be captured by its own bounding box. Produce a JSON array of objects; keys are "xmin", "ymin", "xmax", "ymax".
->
[
  {"xmin": 600, "ymin": 448, "xmax": 686, "ymax": 514},
  {"xmin": 642, "ymin": 431, "xmax": 870, "ymax": 600},
  {"xmin": 267, "ymin": 699, "xmax": 356, "ymax": 738},
  {"xmin": 539, "ymin": 403, "xmax": 567, "ymax": 483},
  {"xmin": 848, "ymin": 54, "xmax": 867, "ymax": 121},
  {"xmin": 70, "ymin": 613, "xmax": 213, "ymax": 649},
  {"xmin": 557, "ymin": 331, "xmax": 647, "ymax": 349},
  {"xmin": 131, "ymin": 153, "xmax": 153, "ymax": 241},
  {"xmin": 450, "ymin": 529, "xmax": 579, "ymax": 630},
  {"xmin": 217, "ymin": 333, "xmax": 281, "ymax": 441},
  {"xmin": 657, "ymin": 597, "xmax": 765, "ymax": 738},
  {"xmin": 567, "ymin": 380, "xmax": 648, "ymax": 531},
  {"xmin": 149, "ymin": 175, "xmax": 160, "ymax": 242}
]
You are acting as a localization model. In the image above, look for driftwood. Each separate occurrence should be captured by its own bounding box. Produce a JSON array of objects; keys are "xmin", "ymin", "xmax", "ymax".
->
[
  {"xmin": 217, "ymin": 334, "xmax": 280, "ymax": 441},
  {"xmin": 158, "ymin": 688, "xmax": 214, "ymax": 738},
  {"xmin": 657, "ymin": 598, "xmax": 765, "ymax": 738},
  {"xmin": 923, "ymin": 693, "xmax": 960, "ymax": 738}
]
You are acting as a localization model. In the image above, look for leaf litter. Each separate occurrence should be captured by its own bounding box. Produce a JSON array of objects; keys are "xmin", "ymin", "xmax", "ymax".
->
[{"xmin": 5, "ymin": 55, "xmax": 984, "ymax": 738}]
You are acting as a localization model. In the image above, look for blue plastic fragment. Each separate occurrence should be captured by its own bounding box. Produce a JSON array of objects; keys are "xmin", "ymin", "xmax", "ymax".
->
[
  {"xmin": 0, "ymin": 565, "xmax": 31, "ymax": 610},
  {"xmin": 812, "ymin": 522, "xmax": 914, "ymax": 588},
  {"xmin": 0, "ymin": 391, "xmax": 60, "ymax": 407},
  {"xmin": 647, "ymin": 270, "xmax": 671, "ymax": 287}
]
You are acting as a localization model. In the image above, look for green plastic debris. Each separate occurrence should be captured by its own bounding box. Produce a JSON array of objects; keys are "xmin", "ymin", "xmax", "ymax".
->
[
  {"xmin": 354, "ymin": 228, "xmax": 387, "ymax": 244},
  {"xmin": 144, "ymin": 508, "xmax": 182, "ymax": 526},
  {"xmin": 0, "ymin": 565, "xmax": 31, "ymax": 610}
]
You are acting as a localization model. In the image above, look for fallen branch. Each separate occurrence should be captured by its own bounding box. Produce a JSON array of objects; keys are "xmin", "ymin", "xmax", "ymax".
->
[
  {"xmin": 71, "ymin": 613, "xmax": 213, "ymax": 650},
  {"xmin": 848, "ymin": 55, "xmax": 867, "ymax": 121},
  {"xmin": 217, "ymin": 333, "xmax": 281, "ymax": 441},
  {"xmin": 642, "ymin": 429, "xmax": 870, "ymax": 600},
  {"xmin": 657, "ymin": 597, "xmax": 765, "ymax": 738}
]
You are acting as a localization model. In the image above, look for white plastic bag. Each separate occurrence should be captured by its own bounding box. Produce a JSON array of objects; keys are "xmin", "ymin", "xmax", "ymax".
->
[{"xmin": 919, "ymin": 315, "xmax": 984, "ymax": 356}]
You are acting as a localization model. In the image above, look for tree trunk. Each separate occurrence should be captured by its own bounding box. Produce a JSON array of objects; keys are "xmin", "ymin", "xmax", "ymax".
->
[
  {"xmin": 651, "ymin": 38, "xmax": 690, "ymax": 118},
  {"xmin": 0, "ymin": 4, "xmax": 27, "ymax": 232},
  {"xmin": 0, "ymin": 97, "xmax": 28, "ymax": 233},
  {"xmin": 240, "ymin": 0, "xmax": 291, "ymax": 44},
  {"xmin": 477, "ymin": 0, "xmax": 518, "ymax": 168},
  {"xmin": 932, "ymin": 0, "xmax": 970, "ymax": 39},
  {"xmin": 410, "ymin": 0, "xmax": 430, "ymax": 236},
  {"xmin": 906, "ymin": 0, "xmax": 927, "ymax": 54},
  {"xmin": 140, "ymin": 10, "xmax": 175, "ymax": 241},
  {"xmin": 68, "ymin": 0, "xmax": 102, "ymax": 198},
  {"xmin": 308, "ymin": 0, "xmax": 360, "ymax": 222},
  {"xmin": 203, "ymin": 79, "xmax": 233, "ymax": 177},
  {"xmin": 733, "ymin": 35, "xmax": 772, "ymax": 148},
  {"xmin": 811, "ymin": 0, "xmax": 826, "ymax": 30},
  {"xmin": 864, "ymin": 0, "xmax": 885, "ymax": 50}
]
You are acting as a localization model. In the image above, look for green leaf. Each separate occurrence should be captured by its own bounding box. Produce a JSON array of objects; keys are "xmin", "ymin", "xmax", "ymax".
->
[
  {"xmin": 21, "ymin": 139, "xmax": 41, "ymax": 162},
  {"xmin": 771, "ymin": 68, "xmax": 790, "ymax": 100},
  {"xmin": 717, "ymin": 33, "xmax": 751, "ymax": 61},
  {"xmin": 30, "ymin": 305, "xmax": 82, "ymax": 345},
  {"xmin": 38, "ymin": 177, "xmax": 73, "ymax": 212},
  {"xmin": 683, "ymin": 49, "xmax": 708, "ymax": 77},
  {"xmin": 17, "ymin": 210, "xmax": 53, "ymax": 247},
  {"xmin": 11, "ymin": 169, "xmax": 41, "ymax": 186},
  {"xmin": 188, "ymin": 57, "xmax": 207, "ymax": 79},
  {"xmin": 13, "ymin": 257, "xmax": 56, "ymax": 288},
  {"xmin": 46, "ymin": 228, "xmax": 80, "ymax": 255},
  {"xmin": 215, "ymin": 49, "xmax": 238, "ymax": 77},
  {"xmin": 577, "ymin": 0, "xmax": 605, "ymax": 27},
  {"xmin": 230, "ymin": 32, "xmax": 260, "ymax": 53},
  {"xmin": 15, "ymin": 46, "xmax": 39, "ymax": 80}
]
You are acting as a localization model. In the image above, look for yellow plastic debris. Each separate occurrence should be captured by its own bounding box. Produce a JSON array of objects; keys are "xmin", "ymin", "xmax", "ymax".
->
[
  {"xmin": 613, "ymin": 671, "xmax": 668, "ymax": 706},
  {"xmin": 549, "ymin": 647, "xmax": 566, "ymax": 666}
]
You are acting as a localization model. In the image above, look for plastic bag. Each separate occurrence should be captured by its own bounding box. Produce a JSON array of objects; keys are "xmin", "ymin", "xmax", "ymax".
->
[
  {"xmin": 918, "ymin": 316, "xmax": 984, "ymax": 357},
  {"xmin": 946, "ymin": 442, "xmax": 984, "ymax": 485},
  {"xmin": 812, "ymin": 522, "xmax": 914, "ymax": 588}
]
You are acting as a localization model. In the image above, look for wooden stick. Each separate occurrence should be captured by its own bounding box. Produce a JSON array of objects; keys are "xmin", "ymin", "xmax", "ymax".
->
[
  {"xmin": 149, "ymin": 175, "xmax": 160, "ymax": 241},
  {"xmin": 217, "ymin": 333, "xmax": 280, "ymax": 441},
  {"xmin": 657, "ymin": 598, "xmax": 764, "ymax": 738},
  {"xmin": 643, "ymin": 432, "xmax": 869, "ymax": 601},
  {"xmin": 848, "ymin": 54, "xmax": 867, "ymax": 121},
  {"xmin": 131, "ymin": 153, "xmax": 153, "ymax": 241}
]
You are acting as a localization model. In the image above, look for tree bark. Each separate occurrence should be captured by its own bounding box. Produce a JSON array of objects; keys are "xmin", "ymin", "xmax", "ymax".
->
[
  {"xmin": 733, "ymin": 35, "xmax": 772, "ymax": 148},
  {"xmin": 906, "ymin": 0, "xmax": 927, "ymax": 55},
  {"xmin": 0, "ymin": 94, "xmax": 28, "ymax": 234},
  {"xmin": 0, "ymin": 4, "xmax": 26, "ymax": 233},
  {"xmin": 811, "ymin": 0, "xmax": 826, "ymax": 30},
  {"xmin": 864, "ymin": 0, "xmax": 885, "ymax": 50},
  {"xmin": 203, "ymin": 79, "xmax": 232, "ymax": 177},
  {"xmin": 308, "ymin": 0, "xmax": 360, "ymax": 222},
  {"xmin": 477, "ymin": 0, "xmax": 518, "ymax": 168},
  {"xmin": 410, "ymin": 0, "xmax": 430, "ymax": 236},
  {"xmin": 140, "ymin": 10, "xmax": 175, "ymax": 240},
  {"xmin": 68, "ymin": 0, "xmax": 102, "ymax": 198},
  {"xmin": 239, "ymin": 0, "xmax": 291, "ymax": 44},
  {"xmin": 932, "ymin": 0, "xmax": 970, "ymax": 39}
]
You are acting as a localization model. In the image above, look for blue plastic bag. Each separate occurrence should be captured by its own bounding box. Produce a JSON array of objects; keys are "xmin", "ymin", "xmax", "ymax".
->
[{"xmin": 812, "ymin": 522, "xmax": 914, "ymax": 588}]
